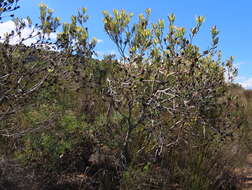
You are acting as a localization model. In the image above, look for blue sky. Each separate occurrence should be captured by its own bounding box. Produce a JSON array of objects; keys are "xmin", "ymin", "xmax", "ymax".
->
[{"xmin": 5, "ymin": 0, "xmax": 252, "ymax": 88}]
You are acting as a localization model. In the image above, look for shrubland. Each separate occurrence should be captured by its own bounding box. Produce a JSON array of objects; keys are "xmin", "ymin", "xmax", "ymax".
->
[{"xmin": 0, "ymin": 1, "xmax": 251, "ymax": 189}]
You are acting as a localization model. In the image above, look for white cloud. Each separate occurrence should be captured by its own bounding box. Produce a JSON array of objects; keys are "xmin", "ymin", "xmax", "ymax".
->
[
  {"xmin": 238, "ymin": 78, "xmax": 252, "ymax": 89},
  {"xmin": 96, "ymin": 50, "xmax": 116, "ymax": 56},
  {"xmin": 236, "ymin": 75, "xmax": 247, "ymax": 82},
  {"xmin": 96, "ymin": 39, "xmax": 103, "ymax": 43},
  {"xmin": 0, "ymin": 20, "xmax": 102, "ymax": 48},
  {"xmin": 233, "ymin": 61, "xmax": 252, "ymax": 89},
  {"xmin": 0, "ymin": 19, "xmax": 56, "ymax": 46},
  {"xmin": 94, "ymin": 50, "xmax": 118, "ymax": 60},
  {"xmin": 234, "ymin": 61, "xmax": 246, "ymax": 69}
]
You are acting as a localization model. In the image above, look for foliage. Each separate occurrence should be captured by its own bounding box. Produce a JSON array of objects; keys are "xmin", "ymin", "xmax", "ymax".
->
[
  {"xmin": 101, "ymin": 7, "xmax": 241, "ymax": 159},
  {"xmin": 0, "ymin": 3, "xmax": 250, "ymax": 190},
  {"xmin": 0, "ymin": 3, "xmax": 95, "ymax": 135},
  {"xmin": 0, "ymin": 0, "xmax": 20, "ymax": 20}
]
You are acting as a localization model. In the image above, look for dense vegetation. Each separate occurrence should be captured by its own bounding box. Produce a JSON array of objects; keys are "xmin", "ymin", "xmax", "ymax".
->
[{"xmin": 0, "ymin": 1, "xmax": 251, "ymax": 189}]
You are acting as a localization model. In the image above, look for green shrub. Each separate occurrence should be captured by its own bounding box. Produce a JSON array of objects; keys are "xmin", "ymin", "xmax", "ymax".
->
[{"xmin": 0, "ymin": 3, "xmax": 250, "ymax": 190}]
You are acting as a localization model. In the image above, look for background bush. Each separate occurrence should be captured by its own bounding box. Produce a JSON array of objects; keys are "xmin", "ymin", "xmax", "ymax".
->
[{"xmin": 0, "ymin": 2, "xmax": 251, "ymax": 190}]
